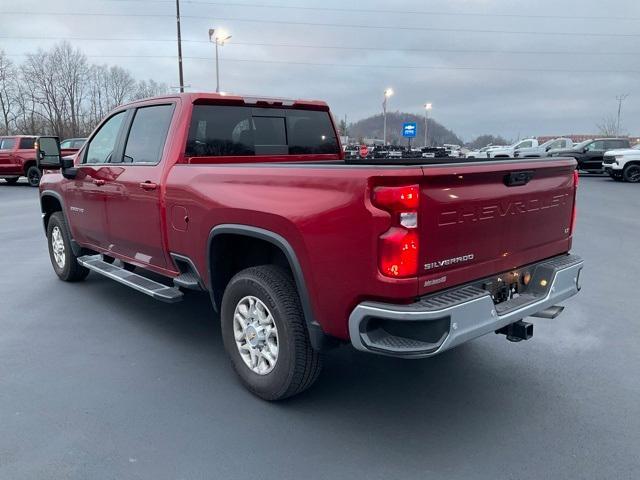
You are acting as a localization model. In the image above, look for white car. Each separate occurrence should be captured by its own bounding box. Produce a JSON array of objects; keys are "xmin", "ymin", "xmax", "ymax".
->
[
  {"xmin": 602, "ymin": 144, "xmax": 640, "ymax": 183},
  {"xmin": 466, "ymin": 145, "xmax": 507, "ymax": 159},
  {"xmin": 488, "ymin": 138, "xmax": 539, "ymax": 158},
  {"xmin": 515, "ymin": 138, "xmax": 573, "ymax": 158}
]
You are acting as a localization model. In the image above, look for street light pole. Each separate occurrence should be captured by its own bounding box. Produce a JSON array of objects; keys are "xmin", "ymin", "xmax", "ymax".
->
[
  {"xmin": 215, "ymin": 41, "xmax": 220, "ymax": 92},
  {"xmin": 424, "ymin": 103, "xmax": 432, "ymax": 147},
  {"xmin": 209, "ymin": 28, "xmax": 232, "ymax": 93},
  {"xmin": 382, "ymin": 88, "xmax": 393, "ymax": 145}
]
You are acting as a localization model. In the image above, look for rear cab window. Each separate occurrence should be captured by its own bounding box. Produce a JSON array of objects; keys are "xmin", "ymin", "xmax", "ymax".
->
[
  {"xmin": 605, "ymin": 139, "xmax": 630, "ymax": 150},
  {"xmin": 0, "ymin": 137, "xmax": 16, "ymax": 150},
  {"xmin": 186, "ymin": 105, "xmax": 339, "ymax": 158},
  {"xmin": 18, "ymin": 137, "xmax": 35, "ymax": 149}
]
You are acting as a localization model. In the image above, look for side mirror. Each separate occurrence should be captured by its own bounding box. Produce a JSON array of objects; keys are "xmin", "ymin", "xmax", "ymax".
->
[{"xmin": 35, "ymin": 136, "xmax": 62, "ymax": 169}]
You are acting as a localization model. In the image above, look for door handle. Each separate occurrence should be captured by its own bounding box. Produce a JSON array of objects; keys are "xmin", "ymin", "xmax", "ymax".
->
[
  {"xmin": 93, "ymin": 179, "xmax": 105, "ymax": 186},
  {"xmin": 139, "ymin": 181, "xmax": 158, "ymax": 191}
]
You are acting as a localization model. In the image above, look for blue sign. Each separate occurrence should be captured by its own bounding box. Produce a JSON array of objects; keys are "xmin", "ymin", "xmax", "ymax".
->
[{"xmin": 402, "ymin": 122, "xmax": 417, "ymax": 138}]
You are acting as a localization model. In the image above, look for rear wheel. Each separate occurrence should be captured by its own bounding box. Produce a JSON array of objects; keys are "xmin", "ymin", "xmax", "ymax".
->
[
  {"xmin": 221, "ymin": 265, "xmax": 321, "ymax": 400},
  {"xmin": 4, "ymin": 177, "xmax": 19, "ymax": 185},
  {"xmin": 47, "ymin": 212, "xmax": 89, "ymax": 281},
  {"xmin": 623, "ymin": 164, "xmax": 640, "ymax": 183},
  {"xmin": 26, "ymin": 165, "xmax": 41, "ymax": 187}
]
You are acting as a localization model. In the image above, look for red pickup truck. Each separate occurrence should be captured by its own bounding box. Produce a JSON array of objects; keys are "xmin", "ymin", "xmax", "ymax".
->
[{"xmin": 36, "ymin": 93, "xmax": 583, "ymax": 400}]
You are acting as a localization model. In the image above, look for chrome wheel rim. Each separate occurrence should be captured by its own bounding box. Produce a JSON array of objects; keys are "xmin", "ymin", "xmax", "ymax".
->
[
  {"xmin": 233, "ymin": 296, "xmax": 278, "ymax": 375},
  {"xmin": 51, "ymin": 226, "xmax": 65, "ymax": 269}
]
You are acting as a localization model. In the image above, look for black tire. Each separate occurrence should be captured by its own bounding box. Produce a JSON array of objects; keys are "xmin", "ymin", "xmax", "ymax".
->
[
  {"xmin": 26, "ymin": 165, "xmax": 41, "ymax": 187},
  {"xmin": 4, "ymin": 177, "xmax": 19, "ymax": 185},
  {"xmin": 47, "ymin": 212, "xmax": 90, "ymax": 282},
  {"xmin": 221, "ymin": 265, "xmax": 321, "ymax": 400},
  {"xmin": 623, "ymin": 164, "xmax": 640, "ymax": 183}
]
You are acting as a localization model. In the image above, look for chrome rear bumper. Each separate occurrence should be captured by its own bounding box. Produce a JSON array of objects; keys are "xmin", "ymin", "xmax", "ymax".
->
[{"xmin": 348, "ymin": 254, "xmax": 583, "ymax": 358}]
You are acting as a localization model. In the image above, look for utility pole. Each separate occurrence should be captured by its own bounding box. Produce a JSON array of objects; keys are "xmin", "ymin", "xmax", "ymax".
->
[
  {"xmin": 616, "ymin": 94, "xmax": 629, "ymax": 136},
  {"xmin": 175, "ymin": 0, "xmax": 184, "ymax": 93}
]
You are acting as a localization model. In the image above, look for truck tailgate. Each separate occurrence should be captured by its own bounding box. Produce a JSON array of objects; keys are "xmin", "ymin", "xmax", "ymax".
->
[{"xmin": 418, "ymin": 158, "xmax": 577, "ymax": 296}]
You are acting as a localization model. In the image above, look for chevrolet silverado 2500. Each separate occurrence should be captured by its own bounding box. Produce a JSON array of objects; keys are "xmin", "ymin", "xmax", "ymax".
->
[{"xmin": 36, "ymin": 93, "xmax": 584, "ymax": 400}]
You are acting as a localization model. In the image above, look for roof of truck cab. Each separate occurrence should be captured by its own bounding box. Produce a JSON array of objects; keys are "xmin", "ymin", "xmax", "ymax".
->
[{"xmin": 120, "ymin": 92, "xmax": 329, "ymax": 110}]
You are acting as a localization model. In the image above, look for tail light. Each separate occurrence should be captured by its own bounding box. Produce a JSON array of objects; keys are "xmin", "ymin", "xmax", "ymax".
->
[
  {"xmin": 570, "ymin": 170, "xmax": 579, "ymax": 234},
  {"xmin": 372, "ymin": 184, "xmax": 419, "ymax": 278}
]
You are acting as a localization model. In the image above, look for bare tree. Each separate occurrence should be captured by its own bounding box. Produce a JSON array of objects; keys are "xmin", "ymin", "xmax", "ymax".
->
[
  {"xmin": 54, "ymin": 42, "xmax": 89, "ymax": 137},
  {"xmin": 0, "ymin": 51, "xmax": 18, "ymax": 135},
  {"xmin": 132, "ymin": 79, "xmax": 169, "ymax": 100},
  {"xmin": 597, "ymin": 115, "xmax": 620, "ymax": 137},
  {"xmin": 2, "ymin": 42, "xmax": 172, "ymax": 137}
]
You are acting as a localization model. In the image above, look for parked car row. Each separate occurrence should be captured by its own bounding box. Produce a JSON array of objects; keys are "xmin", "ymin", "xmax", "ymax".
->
[
  {"xmin": 466, "ymin": 136, "xmax": 638, "ymax": 182},
  {"xmin": 548, "ymin": 138, "xmax": 631, "ymax": 172},
  {"xmin": 343, "ymin": 144, "xmax": 452, "ymax": 160},
  {"xmin": 0, "ymin": 135, "xmax": 85, "ymax": 186}
]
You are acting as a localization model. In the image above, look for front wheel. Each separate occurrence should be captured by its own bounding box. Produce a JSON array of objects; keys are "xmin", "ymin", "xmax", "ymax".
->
[
  {"xmin": 221, "ymin": 265, "xmax": 321, "ymax": 400},
  {"xmin": 26, "ymin": 165, "xmax": 41, "ymax": 187},
  {"xmin": 623, "ymin": 164, "xmax": 640, "ymax": 183},
  {"xmin": 47, "ymin": 212, "xmax": 89, "ymax": 281}
]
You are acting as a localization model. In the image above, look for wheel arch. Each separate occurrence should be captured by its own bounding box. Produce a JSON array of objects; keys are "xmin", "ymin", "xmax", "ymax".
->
[
  {"xmin": 23, "ymin": 159, "xmax": 37, "ymax": 175},
  {"xmin": 207, "ymin": 224, "xmax": 335, "ymax": 351},
  {"xmin": 40, "ymin": 190, "xmax": 84, "ymax": 256}
]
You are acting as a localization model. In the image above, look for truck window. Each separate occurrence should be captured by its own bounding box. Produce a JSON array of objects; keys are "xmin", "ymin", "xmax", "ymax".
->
[
  {"xmin": 253, "ymin": 116, "xmax": 287, "ymax": 155},
  {"xmin": 587, "ymin": 141, "xmax": 605, "ymax": 151},
  {"xmin": 287, "ymin": 110, "xmax": 339, "ymax": 154},
  {"xmin": 19, "ymin": 137, "xmax": 35, "ymax": 149},
  {"xmin": 0, "ymin": 138, "xmax": 16, "ymax": 150},
  {"xmin": 186, "ymin": 105, "xmax": 339, "ymax": 157},
  {"xmin": 121, "ymin": 104, "xmax": 175, "ymax": 164},
  {"xmin": 604, "ymin": 139, "xmax": 628, "ymax": 150},
  {"xmin": 84, "ymin": 111, "xmax": 126, "ymax": 164}
]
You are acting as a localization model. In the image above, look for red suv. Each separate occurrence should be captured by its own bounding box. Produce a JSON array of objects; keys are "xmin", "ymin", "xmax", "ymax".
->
[{"xmin": 0, "ymin": 135, "xmax": 40, "ymax": 186}]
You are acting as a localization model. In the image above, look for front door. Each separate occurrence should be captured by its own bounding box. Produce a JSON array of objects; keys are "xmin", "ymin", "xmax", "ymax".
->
[
  {"xmin": 102, "ymin": 103, "xmax": 175, "ymax": 270},
  {"xmin": 65, "ymin": 110, "xmax": 128, "ymax": 249},
  {"xmin": 0, "ymin": 137, "xmax": 16, "ymax": 174},
  {"xmin": 582, "ymin": 140, "xmax": 606, "ymax": 170}
]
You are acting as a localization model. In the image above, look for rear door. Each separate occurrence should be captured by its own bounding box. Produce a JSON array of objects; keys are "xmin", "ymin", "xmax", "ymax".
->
[
  {"xmin": 16, "ymin": 137, "xmax": 36, "ymax": 170},
  {"xmin": 102, "ymin": 103, "xmax": 175, "ymax": 270},
  {"xmin": 418, "ymin": 159, "xmax": 576, "ymax": 295}
]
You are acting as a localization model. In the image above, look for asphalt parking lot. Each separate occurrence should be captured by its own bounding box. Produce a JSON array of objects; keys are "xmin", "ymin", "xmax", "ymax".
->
[{"xmin": 1, "ymin": 175, "xmax": 639, "ymax": 480}]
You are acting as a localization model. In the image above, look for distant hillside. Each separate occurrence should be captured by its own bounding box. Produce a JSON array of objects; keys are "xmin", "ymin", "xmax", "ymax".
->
[{"xmin": 346, "ymin": 112, "xmax": 463, "ymax": 146}]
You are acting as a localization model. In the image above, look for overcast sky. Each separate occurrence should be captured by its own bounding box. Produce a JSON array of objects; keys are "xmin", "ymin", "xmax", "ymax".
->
[{"xmin": 1, "ymin": 0, "xmax": 639, "ymax": 141}]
